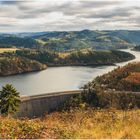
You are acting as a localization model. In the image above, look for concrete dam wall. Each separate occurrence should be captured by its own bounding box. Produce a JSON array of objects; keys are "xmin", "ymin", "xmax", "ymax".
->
[{"xmin": 16, "ymin": 90, "xmax": 81, "ymax": 118}]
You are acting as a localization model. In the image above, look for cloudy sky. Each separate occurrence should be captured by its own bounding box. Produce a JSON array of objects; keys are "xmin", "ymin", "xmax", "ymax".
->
[{"xmin": 0, "ymin": 0, "xmax": 140, "ymax": 32}]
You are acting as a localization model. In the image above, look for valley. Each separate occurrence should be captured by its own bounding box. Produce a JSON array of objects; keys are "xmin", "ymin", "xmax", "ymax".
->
[
  {"xmin": 0, "ymin": 31, "xmax": 140, "ymax": 139},
  {"xmin": 1, "ymin": 0, "xmax": 140, "ymax": 139},
  {"xmin": 0, "ymin": 30, "xmax": 140, "ymax": 95},
  {"xmin": 1, "ymin": 29, "xmax": 139, "ymax": 78}
]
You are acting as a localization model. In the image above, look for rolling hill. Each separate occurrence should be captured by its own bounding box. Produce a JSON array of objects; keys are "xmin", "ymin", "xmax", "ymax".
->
[
  {"xmin": 0, "ymin": 30, "xmax": 140, "ymax": 51},
  {"xmin": 34, "ymin": 30, "xmax": 140, "ymax": 51}
]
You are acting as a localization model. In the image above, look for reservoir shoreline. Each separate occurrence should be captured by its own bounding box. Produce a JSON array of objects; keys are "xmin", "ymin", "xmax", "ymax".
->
[{"xmin": 0, "ymin": 49, "xmax": 139, "ymax": 96}]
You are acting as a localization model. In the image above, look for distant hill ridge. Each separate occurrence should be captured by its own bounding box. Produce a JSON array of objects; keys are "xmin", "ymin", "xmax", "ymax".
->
[{"xmin": 0, "ymin": 30, "xmax": 140, "ymax": 51}]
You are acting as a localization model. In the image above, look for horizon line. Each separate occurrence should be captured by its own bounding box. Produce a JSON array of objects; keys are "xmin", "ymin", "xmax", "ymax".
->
[{"xmin": 0, "ymin": 29, "xmax": 140, "ymax": 34}]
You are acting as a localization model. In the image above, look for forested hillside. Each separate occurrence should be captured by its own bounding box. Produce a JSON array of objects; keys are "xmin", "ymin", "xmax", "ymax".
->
[
  {"xmin": 92, "ymin": 62, "xmax": 140, "ymax": 91},
  {"xmin": 0, "ymin": 48, "xmax": 134, "ymax": 76},
  {"xmin": 0, "ymin": 30, "xmax": 140, "ymax": 51},
  {"xmin": 0, "ymin": 56, "xmax": 47, "ymax": 76},
  {"xmin": 0, "ymin": 36, "xmax": 40, "ymax": 48},
  {"xmin": 15, "ymin": 49, "xmax": 135, "ymax": 66},
  {"xmin": 63, "ymin": 50, "xmax": 135, "ymax": 65},
  {"xmin": 35, "ymin": 30, "xmax": 134, "ymax": 51},
  {"xmin": 133, "ymin": 45, "xmax": 140, "ymax": 51}
]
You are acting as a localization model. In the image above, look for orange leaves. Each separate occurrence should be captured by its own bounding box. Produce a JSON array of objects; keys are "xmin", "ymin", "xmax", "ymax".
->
[
  {"xmin": 94, "ymin": 62, "xmax": 140, "ymax": 91},
  {"xmin": 123, "ymin": 72, "xmax": 140, "ymax": 85}
]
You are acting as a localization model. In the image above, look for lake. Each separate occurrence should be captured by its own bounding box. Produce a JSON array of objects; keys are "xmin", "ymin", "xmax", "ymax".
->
[{"xmin": 0, "ymin": 49, "xmax": 140, "ymax": 96}]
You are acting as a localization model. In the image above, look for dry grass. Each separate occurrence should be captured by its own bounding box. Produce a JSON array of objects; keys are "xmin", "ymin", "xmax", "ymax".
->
[
  {"xmin": 1, "ymin": 109, "xmax": 140, "ymax": 139},
  {"xmin": 58, "ymin": 52, "xmax": 70, "ymax": 58},
  {"xmin": 43, "ymin": 108, "xmax": 140, "ymax": 139},
  {"xmin": 58, "ymin": 48, "xmax": 93, "ymax": 59},
  {"xmin": 0, "ymin": 48, "xmax": 19, "ymax": 53},
  {"xmin": 0, "ymin": 117, "xmax": 46, "ymax": 139}
]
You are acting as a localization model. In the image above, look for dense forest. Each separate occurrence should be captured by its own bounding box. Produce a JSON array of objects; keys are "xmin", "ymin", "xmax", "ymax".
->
[
  {"xmin": 0, "ymin": 36, "xmax": 40, "ymax": 48},
  {"xmin": 15, "ymin": 49, "xmax": 59, "ymax": 64},
  {"xmin": 63, "ymin": 50, "xmax": 135, "ymax": 65},
  {"xmin": 15, "ymin": 49, "xmax": 135, "ymax": 66}
]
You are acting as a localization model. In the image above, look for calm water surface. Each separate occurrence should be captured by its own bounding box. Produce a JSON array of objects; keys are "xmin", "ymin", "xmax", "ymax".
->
[{"xmin": 0, "ymin": 49, "xmax": 140, "ymax": 96}]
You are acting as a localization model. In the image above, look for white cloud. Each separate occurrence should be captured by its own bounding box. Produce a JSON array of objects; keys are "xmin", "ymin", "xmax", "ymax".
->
[{"xmin": 0, "ymin": 0, "xmax": 140, "ymax": 32}]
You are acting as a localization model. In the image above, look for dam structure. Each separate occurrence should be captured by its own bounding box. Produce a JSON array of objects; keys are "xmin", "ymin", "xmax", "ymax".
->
[
  {"xmin": 16, "ymin": 89, "xmax": 140, "ymax": 118},
  {"xmin": 16, "ymin": 90, "xmax": 82, "ymax": 118}
]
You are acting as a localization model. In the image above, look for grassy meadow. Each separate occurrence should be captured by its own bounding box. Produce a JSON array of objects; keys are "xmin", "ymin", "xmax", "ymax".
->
[{"xmin": 0, "ymin": 48, "xmax": 18, "ymax": 53}]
